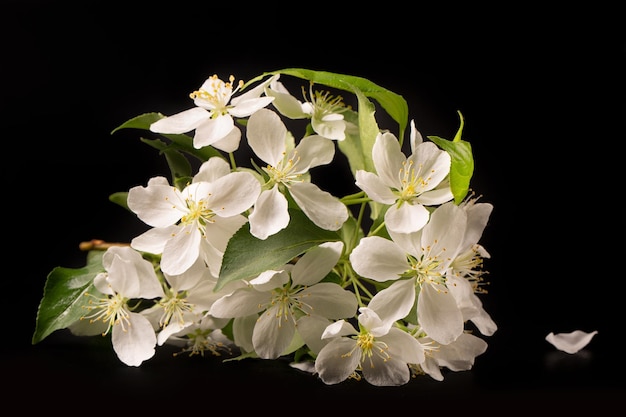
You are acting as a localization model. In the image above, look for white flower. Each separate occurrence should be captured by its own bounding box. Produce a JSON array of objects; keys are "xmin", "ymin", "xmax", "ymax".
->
[
  {"xmin": 78, "ymin": 246, "xmax": 165, "ymax": 367},
  {"xmin": 150, "ymin": 74, "xmax": 275, "ymax": 151},
  {"xmin": 127, "ymin": 157, "xmax": 260, "ymax": 276},
  {"xmin": 246, "ymin": 108, "xmax": 348, "ymax": 239},
  {"xmin": 414, "ymin": 330, "xmax": 488, "ymax": 381},
  {"xmin": 151, "ymin": 258, "xmax": 231, "ymax": 346},
  {"xmin": 314, "ymin": 283, "xmax": 424, "ymax": 386},
  {"xmin": 447, "ymin": 196, "xmax": 497, "ymax": 336},
  {"xmin": 545, "ymin": 330, "xmax": 598, "ymax": 354},
  {"xmin": 265, "ymin": 75, "xmax": 349, "ymax": 140},
  {"xmin": 355, "ymin": 122, "xmax": 453, "ymax": 234},
  {"xmin": 350, "ymin": 201, "xmax": 468, "ymax": 345},
  {"xmin": 209, "ymin": 241, "xmax": 357, "ymax": 359}
]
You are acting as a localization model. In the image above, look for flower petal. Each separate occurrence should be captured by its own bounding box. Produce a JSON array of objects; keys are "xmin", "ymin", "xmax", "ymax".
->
[
  {"xmin": 247, "ymin": 108, "xmax": 287, "ymax": 166},
  {"xmin": 418, "ymin": 284, "xmax": 464, "ymax": 345},
  {"xmin": 315, "ymin": 338, "xmax": 361, "ymax": 385},
  {"xmin": 209, "ymin": 288, "xmax": 269, "ymax": 318},
  {"xmin": 111, "ymin": 313, "xmax": 157, "ymax": 367},
  {"xmin": 355, "ymin": 170, "xmax": 397, "ymax": 204},
  {"xmin": 367, "ymin": 278, "xmax": 416, "ymax": 329},
  {"xmin": 299, "ymin": 283, "xmax": 357, "ymax": 319},
  {"xmin": 291, "ymin": 241, "xmax": 343, "ymax": 286},
  {"xmin": 150, "ymin": 107, "xmax": 210, "ymax": 134},
  {"xmin": 349, "ymin": 236, "xmax": 407, "ymax": 282},
  {"xmin": 193, "ymin": 114, "xmax": 235, "ymax": 148},
  {"xmin": 253, "ymin": 304, "xmax": 296, "ymax": 359},
  {"xmin": 372, "ymin": 132, "xmax": 405, "ymax": 189},
  {"xmin": 545, "ymin": 330, "xmax": 598, "ymax": 354},
  {"xmin": 385, "ymin": 202, "xmax": 430, "ymax": 234},
  {"xmin": 290, "ymin": 182, "xmax": 348, "ymax": 231},
  {"xmin": 248, "ymin": 186, "xmax": 289, "ymax": 240}
]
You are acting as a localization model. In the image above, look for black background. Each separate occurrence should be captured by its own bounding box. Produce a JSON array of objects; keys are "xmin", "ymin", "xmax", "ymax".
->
[{"xmin": 3, "ymin": 1, "xmax": 624, "ymax": 412}]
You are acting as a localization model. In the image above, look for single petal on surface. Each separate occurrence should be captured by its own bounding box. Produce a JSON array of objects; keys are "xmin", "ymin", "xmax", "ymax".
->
[
  {"xmin": 545, "ymin": 330, "xmax": 598, "ymax": 354},
  {"xmin": 150, "ymin": 107, "xmax": 210, "ymax": 134},
  {"xmin": 315, "ymin": 338, "xmax": 361, "ymax": 385},
  {"xmin": 349, "ymin": 236, "xmax": 407, "ymax": 282},
  {"xmin": 112, "ymin": 313, "xmax": 157, "ymax": 367},
  {"xmin": 290, "ymin": 182, "xmax": 348, "ymax": 231}
]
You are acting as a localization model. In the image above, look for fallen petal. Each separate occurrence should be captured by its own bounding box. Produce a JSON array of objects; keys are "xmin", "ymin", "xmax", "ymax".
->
[{"xmin": 545, "ymin": 330, "xmax": 598, "ymax": 354}]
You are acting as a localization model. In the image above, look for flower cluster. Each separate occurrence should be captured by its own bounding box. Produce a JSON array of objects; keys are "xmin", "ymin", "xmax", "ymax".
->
[{"xmin": 33, "ymin": 69, "xmax": 496, "ymax": 386}]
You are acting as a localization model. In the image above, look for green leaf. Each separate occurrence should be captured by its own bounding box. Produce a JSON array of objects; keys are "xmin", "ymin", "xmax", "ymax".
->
[
  {"xmin": 336, "ymin": 90, "xmax": 377, "ymax": 176},
  {"xmin": 244, "ymin": 68, "xmax": 409, "ymax": 138},
  {"xmin": 216, "ymin": 209, "xmax": 340, "ymax": 291},
  {"xmin": 110, "ymin": 112, "xmax": 164, "ymax": 134},
  {"xmin": 428, "ymin": 113, "xmax": 474, "ymax": 205},
  {"xmin": 109, "ymin": 191, "xmax": 129, "ymax": 210},
  {"xmin": 32, "ymin": 251, "xmax": 105, "ymax": 344}
]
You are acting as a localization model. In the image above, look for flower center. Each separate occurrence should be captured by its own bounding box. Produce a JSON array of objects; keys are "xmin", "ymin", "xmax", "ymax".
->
[
  {"xmin": 263, "ymin": 151, "xmax": 303, "ymax": 187},
  {"xmin": 81, "ymin": 290, "xmax": 130, "ymax": 336},
  {"xmin": 304, "ymin": 82, "xmax": 349, "ymax": 118},
  {"xmin": 262, "ymin": 283, "xmax": 311, "ymax": 328},
  {"xmin": 181, "ymin": 197, "xmax": 215, "ymax": 228},
  {"xmin": 189, "ymin": 74, "xmax": 244, "ymax": 117},
  {"xmin": 396, "ymin": 160, "xmax": 434, "ymax": 202},
  {"xmin": 405, "ymin": 243, "xmax": 449, "ymax": 291},
  {"xmin": 158, "ymin": 289, "xmax": 194, "ymax": 327},
  {"xmin": 173, "ymin": 328, "xmax": 231, "ymax": 358},
  {"xmin": 451, "ymin": 245, "xmax": 489, "ymax": 294},
  {"xmin": 355, "ymin": 332, "xmax": 391, "ymax": 368}
]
